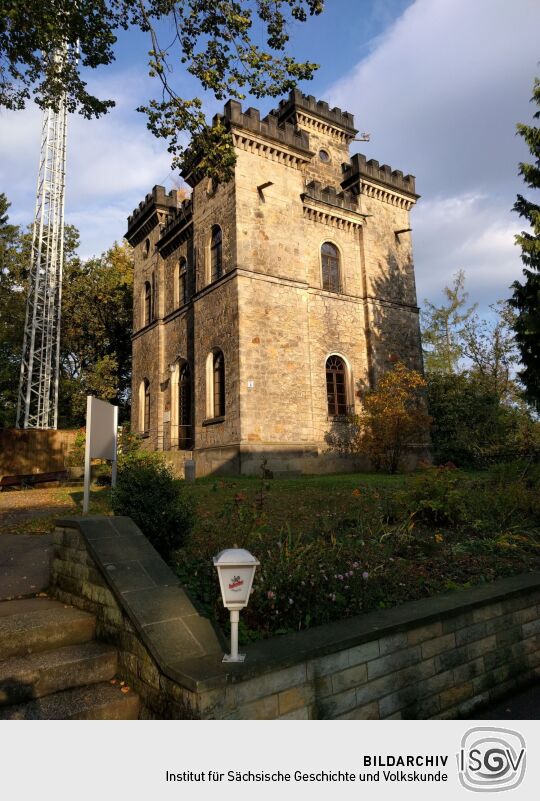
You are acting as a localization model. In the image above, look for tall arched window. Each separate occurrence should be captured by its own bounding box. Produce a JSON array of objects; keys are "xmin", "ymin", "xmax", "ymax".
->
[
  {"xmin": 206, "ymin": 350, "xmax": 225, "ymax": 419},
  {"xmin": 139, "ymin": 378, "xmax": 150, "ymax": 433},
  {"xmin": 144, "ymin": 281, "xmax": 152, "ymax": 326},
  {"xmin": 179, "ymin": 257, "xmax": 188, "ymax": 306},
  {"xmin": 210, "ymin": 225, "xmax": 223, "ymax": 282},
  {"xmin": 321, "ymin": 242, "xmax": 341, "ymax": 293},
  {"xmin": 213, "ymin": 351, "xmax": 225, "ymax": 417},
  {"xmin": 178, "ymin": 362, "xmax": 193, "ymax": 449},
  {"xmin": 326, "ymin": 355, "xmax": 347, "ymax": 416}
]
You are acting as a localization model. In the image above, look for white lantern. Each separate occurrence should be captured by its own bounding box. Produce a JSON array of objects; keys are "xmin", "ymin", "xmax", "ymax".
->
[{"xmin": 213, "ymin": 548, "xmax": 260, "ymax": 662}]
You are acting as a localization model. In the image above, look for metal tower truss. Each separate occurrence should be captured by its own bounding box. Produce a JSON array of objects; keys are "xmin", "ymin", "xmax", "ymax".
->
[{"xmin": 16, "ymin": 75, "xmax": 68, "ymax": 429}]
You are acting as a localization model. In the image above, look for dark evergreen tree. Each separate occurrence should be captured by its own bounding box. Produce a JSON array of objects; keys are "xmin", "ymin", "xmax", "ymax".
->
[{"xmin": 510, "ymin": 77, "xmax": 540, "ymax": 408}]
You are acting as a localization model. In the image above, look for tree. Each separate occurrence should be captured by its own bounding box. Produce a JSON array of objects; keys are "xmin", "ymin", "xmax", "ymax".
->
[
  {"xmin": 326, "ymin": 362, "xmax": 430, "ymax": 474},
  {"xmin": 0, "ymin": 196, "xmax": 133, "ymax": 427},
  {"xmin": 0, "ymin": 1, "xmax": 323, "ymax": 182},
  {"xmin": 0, "ymin": 192, "xmax": 24, "ymax": 426},
  {"xmin": 420, "ymin": 269, "xmax": 476, "ymax": 373},
  {"xmin": 59, "ymin": 241, "xmax": 134, "ymax": 425},
  {"xmin": 460, "ymin": 301, "xmax": 519, "ymax": 401},
  {"xmin": 510, "ymin": 77, "xmax": 540, "ymax": 409}
]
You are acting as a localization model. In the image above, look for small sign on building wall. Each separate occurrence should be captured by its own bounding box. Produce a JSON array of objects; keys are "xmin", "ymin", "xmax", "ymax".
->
[
  {"xmin": 163, "ymin": 410, "xmax": 171, "ymax": 423},
  {"xmin": 247, "ymin": 380, "xmax": 255, "ymax": 389}
]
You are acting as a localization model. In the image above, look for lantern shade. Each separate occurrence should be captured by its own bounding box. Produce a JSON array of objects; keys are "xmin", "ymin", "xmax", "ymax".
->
[{"xmin": 213, "ymin": 548, "xmax": 260, "ymax": 610}]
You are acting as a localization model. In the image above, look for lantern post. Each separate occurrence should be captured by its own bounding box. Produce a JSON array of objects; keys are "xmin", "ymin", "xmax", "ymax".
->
[{"xmin": 213, "ymin": 548, "xmax": 259, "ymax": 663}]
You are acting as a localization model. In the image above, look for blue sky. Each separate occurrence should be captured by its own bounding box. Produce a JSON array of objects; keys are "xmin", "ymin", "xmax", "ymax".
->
[{"xmin": 1, "ymin": 0, "xmax": 539, "ymax": 314}]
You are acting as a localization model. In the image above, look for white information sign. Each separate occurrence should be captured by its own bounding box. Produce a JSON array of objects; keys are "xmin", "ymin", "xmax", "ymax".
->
[{"xmin": 83, "ymin": 396, "xmax": 119, "ymax": 514}]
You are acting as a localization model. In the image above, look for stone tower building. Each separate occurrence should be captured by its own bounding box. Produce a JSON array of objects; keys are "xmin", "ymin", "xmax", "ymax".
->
[{"xmin": 125, "ymin": 90, "xmax": 422, "ymax": 476}]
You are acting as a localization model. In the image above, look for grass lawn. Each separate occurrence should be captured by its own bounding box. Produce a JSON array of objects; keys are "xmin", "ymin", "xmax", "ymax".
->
[
  {"xmin": 189, "ymin": 472, "xmax": 412, "ymax": 539},
  {"xmin": 3, "ymin": 466, "xmax": 538, "ymax": 643}
]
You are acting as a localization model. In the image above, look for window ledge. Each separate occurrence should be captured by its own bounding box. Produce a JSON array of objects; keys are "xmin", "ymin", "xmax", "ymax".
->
[
  {"xmin": 140, "ymin": 432, "xmax": 150, "ymax": 438},
  {"xmin": 202, "ymin": 416, "xmax": 225, "ymax": 427}
]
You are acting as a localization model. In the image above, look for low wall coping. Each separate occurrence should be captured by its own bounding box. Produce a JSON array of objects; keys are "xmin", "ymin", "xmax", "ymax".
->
[{"xmin": 56, "ymin": 517, "xmax": 540, "ymax": 696}]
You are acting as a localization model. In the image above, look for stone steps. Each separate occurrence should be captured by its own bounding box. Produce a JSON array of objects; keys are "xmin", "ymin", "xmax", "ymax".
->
[
  {"xmin": 0, "ymin": 597, "xmax": 139, "ymax": 719},
  {"xmin": 0, "ymin": 682, "xmax": 140, "ymax": 720},
  {"xmin": 0, "ymin": 598, "xmax": 96, "ymax": 660},
  {"xmin": 0, "ymin": 642, "xmax": 118, "ymax": 706}
]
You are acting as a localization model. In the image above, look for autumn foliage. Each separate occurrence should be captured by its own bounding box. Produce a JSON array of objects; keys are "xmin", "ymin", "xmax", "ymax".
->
[{"xmin": 328, "ymin": 362, "xmax": 431, "ymax": 474}]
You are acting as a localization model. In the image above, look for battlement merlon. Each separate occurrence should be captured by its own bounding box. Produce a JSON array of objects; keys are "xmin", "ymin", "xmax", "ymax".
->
[
  {"xmin": 342, "ymin": 154, "xmax": 420, "ymax": 201},
  {"xmin": 274, "ymin": 89, "xmax": 358, "ymax": 140},
  {"xmin": 157, "ymin": 198, "xmax": 194, "ymax": 258},
  {"xmin": 303, "ymin": 180, "xmax": 358, "ymax": 212},
  {"xmin": 125, "ymin": 186, "xmax": 181, "ymax": 246}
]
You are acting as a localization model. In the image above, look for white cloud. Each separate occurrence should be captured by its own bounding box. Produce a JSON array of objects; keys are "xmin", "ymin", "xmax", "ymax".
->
[
  {"xmin": 413, "ymin": 193, "xmax": 522, "ymax": 303},
  {"xmin": 0, "ymin": 70, "xmax": 184, "ymax": 255},
  {"xmin": 328, "ymin": 0, "xmax": 540, "ymax": 310}
]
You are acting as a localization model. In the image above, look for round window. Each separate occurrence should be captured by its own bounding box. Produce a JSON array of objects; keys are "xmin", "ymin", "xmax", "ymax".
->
[{"xmin": 319, "ymin": 149, "xmax": 330, "ymax": 163}]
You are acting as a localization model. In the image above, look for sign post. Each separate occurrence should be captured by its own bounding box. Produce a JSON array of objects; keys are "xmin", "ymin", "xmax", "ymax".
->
[{"xmin": 83, "ymin": 396, "xmax": 119, "ymax": 514}]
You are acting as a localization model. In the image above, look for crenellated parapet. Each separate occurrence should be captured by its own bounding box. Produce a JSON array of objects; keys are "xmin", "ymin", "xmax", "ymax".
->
[
  {"xmin": 125, "ymin": 186, "xmax": 180, "ymax": 246},
  {"xmin": 157, "ymin": 199, "xmax": 193, "ymax": 258},
  {"xmin": 342, "ymin": 154, "xmax": 419, "ymax": 209},
  {"xmin": 302, "ymin": 180, "xmax": 357, "ymax": 212},
  {"xmin": 274, "ymin": 89, "xmax": 357, "ymax": 143},
  {"xmin": 301, "ymin": 180, "xmax": 365, "ymax": 232},
  {"xmin": 222, "ymin": 100, "xmax": 312, "ymax": 153}
]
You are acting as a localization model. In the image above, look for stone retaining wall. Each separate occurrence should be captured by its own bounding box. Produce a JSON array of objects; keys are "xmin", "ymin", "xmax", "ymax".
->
[{"xmin": 50, "ymin": 517, "xmax": 540, "ymax": 719}]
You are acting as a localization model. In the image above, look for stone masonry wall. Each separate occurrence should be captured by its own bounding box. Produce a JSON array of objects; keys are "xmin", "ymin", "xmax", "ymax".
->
[
  {"xmin": 126, "ymin": 91, "xmax": 425, "ymax": 475},
  {"xmin": 50, "ymin": 519, "xmax": 540, "ymax": 720}
]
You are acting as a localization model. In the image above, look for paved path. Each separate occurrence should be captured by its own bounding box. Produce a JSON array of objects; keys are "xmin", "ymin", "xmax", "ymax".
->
[{"xmin": 0, "ymin": 534, "xmax": 52, "ymax": 600}]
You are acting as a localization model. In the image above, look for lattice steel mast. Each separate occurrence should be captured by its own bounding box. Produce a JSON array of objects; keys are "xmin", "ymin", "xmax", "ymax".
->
[{"xmin": 16, "ymin": 56, "xmax": 68, "ymax": 429}]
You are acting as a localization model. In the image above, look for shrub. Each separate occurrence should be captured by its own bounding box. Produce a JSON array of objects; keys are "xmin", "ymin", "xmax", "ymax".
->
[
  {"xmin": 326, "ymin": 362, "xmax": 431, "ymax": 473},
  {"xmin": 112, "ymin": 452, "xmax": 194, "ymax": 559}
]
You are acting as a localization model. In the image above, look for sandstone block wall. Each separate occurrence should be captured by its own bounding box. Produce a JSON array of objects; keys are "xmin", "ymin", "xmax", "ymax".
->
[
  {"xmin": 126, "ymin": 90, "xmax": 425, "ymax": 476},
  {"xmin": 50, "ymin": 517, "xmax": 540, "ymax": 720}
]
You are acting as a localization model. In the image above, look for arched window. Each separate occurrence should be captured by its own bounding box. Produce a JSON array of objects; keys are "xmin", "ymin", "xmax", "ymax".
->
[
  {"xmin": 144, "ymin": 281, "xmax": 152, "ymax": 326},
  {"xmin": 206, "ymin": 350, "xmax": 225, "ymax": 419},
  {"xmin": 178, "ymin": 362, "xmax": 193, "ymax": 449},
  {"xmin": 139, "ymin": 378, "xmax": 150, "ymax": 433},
  {"xmin": 213, "ymin": 351, "xmax": 225, "ymax": 417},
  {"xmin": 143, "ymin": 238, "xmax": 150, "ymax": 258},
  {"xmin": 326, "ymin": 355, "xmax": 347, "ymax": 416},
  {"xmin": 179, "ymin": 257, "xmax": 188, "ymax": 306},
  {"xmin": 321, "ymin": 242, "xmax": 341, "ymax": 293},
  {"xmin": 210, "ymin": 225, "xmax": 223, "ymax": 282}
]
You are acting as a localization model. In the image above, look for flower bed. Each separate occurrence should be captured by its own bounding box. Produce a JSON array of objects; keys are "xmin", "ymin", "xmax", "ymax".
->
[{"xmin": 174, "ymin": 461, "xmax": 540, "ymax": 641}]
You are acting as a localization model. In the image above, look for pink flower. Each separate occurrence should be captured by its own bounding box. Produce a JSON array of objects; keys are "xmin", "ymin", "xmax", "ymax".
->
[
  {"xmin": 362, "ymin": 571, "xmax": 369, "ymax": 580},
  {"xmin": 267, "ymin": 590, "xmax": 275, "ymax": 600}
]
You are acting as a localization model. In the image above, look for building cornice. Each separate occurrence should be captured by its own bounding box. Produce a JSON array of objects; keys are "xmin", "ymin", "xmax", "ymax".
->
[
  {"xmin": 301, "ymin": 196, "xmax": 365, "ymax": 231},
  {"xmin": 360, "ymin": 180, "xmax": 416, "ymax": 211},
  {"xmin": 232, "ymin": 129, "xmax": 313, "ymax": 168}
]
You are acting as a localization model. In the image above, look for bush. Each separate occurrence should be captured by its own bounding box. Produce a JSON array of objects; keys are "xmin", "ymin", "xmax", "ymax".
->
[
  {"xmin": 427, "ymin": 371, "xmax": 540, "ymax": 467},
  {"xmin": 112, "ymin": 452, "xmax": 194, "ymax": 559}
]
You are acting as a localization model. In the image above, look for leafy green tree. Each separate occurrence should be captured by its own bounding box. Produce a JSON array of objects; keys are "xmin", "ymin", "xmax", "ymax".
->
[
  {"xmin": 0, "ymin": 196, "xmax": 133, "ymax": 427},
  {"xmin": 427, "ymin": 371, "xmax": 539, "ymax": 467},
  {"xmin": 421, "ymin": 270, "xmax": 476, "ymax": 373},
  {"xmin": 510, "ymin": 77, "xmax": 540, "ymax": 409},
  {"xmin": 460, "ymin": 301, "xmax": 519, "ymax": 401},
  {"xmin": 0, "ymin": 192, "xmax": 25, "ymax": 426},
  {"xmin": 59, "ymin": 241, "xmax": 133, "ymax": 425},
  {"xmin": 1, "ymin": 1, "xmax": 323, "ymax": 182}
]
